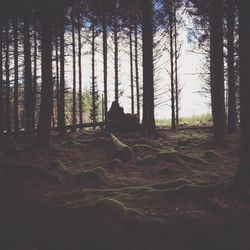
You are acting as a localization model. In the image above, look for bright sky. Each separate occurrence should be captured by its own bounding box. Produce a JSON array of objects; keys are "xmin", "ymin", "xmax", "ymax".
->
[{"xmin": 64, "ymin": 11, "xmax": 211, "ymax": 120}]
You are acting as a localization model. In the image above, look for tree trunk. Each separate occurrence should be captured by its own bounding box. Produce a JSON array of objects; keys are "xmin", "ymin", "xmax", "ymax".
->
[
  {"xmin": 209, "ymin": 0, "xmax": 226, "ymax": 142},
  {"xmin": 13, "ymin": 16, "xmax": 19, "ymax": 136},
  {"xmin": 142, "ymin": 0, "xmax": 156, "ymax": 132},
  {"xmin": 78, "ymin": 12, "xmax": 83, "ymax": 124},
  {"xmin": 226, "ymin": 0, "xmax": 237, "ymax": 133},
  {"xmin": 36, "ymin": 6, "xmax": 53, "ymax": 147},
  {"xmin": 129, "ymin": 23, "xmax": 134, "ymax": 115},
  {"xmin": 33, "ymin": 17, "xmax": 38, "ymax": 128},
  {"xmin": 236, "ymin": 0, "xmax": 250, "ymax": 180},
  {"xmin": 134, "ymin": 23, "xmax": 140, "ymax": 121},
  {"xmin": 102, "ymin": 11, "xmax": 108, "ymax": 121},
  {"xmin": 24, "ymin": 14, "xmax": 34, "ymax": 132},
  {"xmin": 174, "ymin": 6, "xmax": 179, "ymax": 127},
  {"xmin": 91, "ymin": 20, "xmax": 97, "ymax": 123},
  {"xmin": 0, "ymin": 26, "xmax": 3, "ymax": 134},
  {"xmin": 114, "ymin": 11, "xmax": 119, "ymax": 103},
  {"xmin": 5, "ymin": 24, "xmax": 11, "ymax": 134},
  {"xmin": 55, "ymin": 36, "xmax": 60, "ymax": 127},
  {"xmin": 169, "ymin": 1, "xmax": 176, "ymax": 130},
  {"xmin": 58, "ymin": 9, "xmax": 66, "ymax": 135},
  {"xmin": 72, "ymin": 12, "xmax": 77, "ymax": 128}
]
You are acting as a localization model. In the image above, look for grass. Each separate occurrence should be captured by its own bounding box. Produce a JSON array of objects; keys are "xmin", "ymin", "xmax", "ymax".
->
[{"xmin": 156, "ymin": 113, "xmax": 213, "ymax": 127}]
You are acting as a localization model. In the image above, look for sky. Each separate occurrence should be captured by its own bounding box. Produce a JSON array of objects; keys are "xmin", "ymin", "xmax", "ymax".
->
[{"xmin": 63, "ymin": 11, "xmax": 211, "ymax": 120}]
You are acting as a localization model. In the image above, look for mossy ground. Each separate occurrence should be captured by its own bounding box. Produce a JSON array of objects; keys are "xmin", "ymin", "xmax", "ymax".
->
[{"xmin": 0, "ymin": 128, "xmax": 249, "ymax": 250}]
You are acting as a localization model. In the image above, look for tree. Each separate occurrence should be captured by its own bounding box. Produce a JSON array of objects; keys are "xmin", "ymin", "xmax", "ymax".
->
[
  {"xmin": 13, "ymin": 15, "xmax": 19, "ymax": 136},
  {"xmin": 78, "ymin": 11, "xmax": 83, "ymax": 124},
  {"xmin": 72, "ymin": 10, "xmax": 77, "ymax": 128},
  {"xmin": 0, "ymin": 25, "xmax": 3, "ymax": 135},
  {"xmin": 58, "ymin": 6, "xmax": 66, "ymax": 135},
  {"xmin": 114, "ymin": 4, "xmax": 119, "ymax": 103},
  {"xmin": 142, "ymin": 0, "xmax": 156, "ymax": 132},
  {"xmin": 23, "ymin": 9, "xmax": 35, "ymax": 131},
  {"xmin": 36, "ymin": 3, "xmax": 53, "ymax": 147},
  {"xmin": 209, "ymin": 0, "xmax": 226, "ymax": 141},
  {"xmin": 134, "ymin": 23, "xmax": 140, "ymax": 121},
  {"xmin": 236, "ymin": 0, "xmax": 250, "ymax": 181},
  {"xmin": 102, "ymin": 5, "xmax": 108, "ymax": 120},
  {"xmin": 169, "ymin": 0, "xmax": 176, "ymax": 130},
  {"xmin": 5, "ymin": 22, "xmax": 11, "ymax": 134},
  {"xmin": 129, "ymin": 21, "xmax": 134, "ymax": 115},
  {"xmin": 226, "ymin": 0, "xmax": 237, "ymax": 133}
]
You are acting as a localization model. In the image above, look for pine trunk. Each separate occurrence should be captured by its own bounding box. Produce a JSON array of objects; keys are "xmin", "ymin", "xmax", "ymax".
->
[
  {"xmin": 13, "ymin": 16, "xmax": 19, "ymax": 136},
  {"xmin": 5, "ymin": 24, "xmax": 11, "ymax": 134},
  {"xmin": 58, "ymin": 9, "xmax": 66, "ymax": 135},
  {"xmin": 72, "ymin": 13, "xmax": 77, "ymax": 128},
  {"xmin": 36, "ymin": 7, "xmax": 53, "ymax": 147},
  {"xmin": 78, "ymin": 12, "xmax": 83, "ymax": 124},
  {"xmin": 226, "ymin": 0, "xmax": 237, "ymax": 133},
  {"xmin": 91, "ymin": 20, "xmax": 96, "ymax": 123},
  {"xmin": 102, "ymin": 11, "xmax": 108, "ymax": 120},
  {"xmin": 236, "ymin": 0, "xmax": 250, "ymax": 180},
  {"xmin": 114, "ymin": 12, "xmax": 119, "ymax": 103},
  {"xmin": 0, "ymin": 26, "xmax": 3, "ymax": 134},
  {"xmin": 24, "ymin": 14, "xmax": 34, "ymax": 131},
  {"xmin": 129, "ymin": 23, "xmax": 134, "ymax": 115},
  {"xmin": 142, "ymin": 0, "xmax": 156, "ymax": 132},
  {"xmin": 209, "ymin": 0, "xmax": 226, "ymax": 142},
  {"xmin": 170, "ymin": 1, "xmax": 176, "ymax": 130},
  {"xmin": 33, "ymin": 18, "xmax": 38, "ymax": 128},
  {"xmin": 174, "ymin": 7, "xmax": 179, "ymax": 127},
  {"xmin": 134, "ymin": 24, "xmax": 140, "ymax": 121}
]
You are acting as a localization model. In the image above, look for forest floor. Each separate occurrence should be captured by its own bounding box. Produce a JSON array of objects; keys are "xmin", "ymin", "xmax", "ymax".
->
[{"xmin": 0, "ymin": 127, "xmax": 250, "ymax": 250}]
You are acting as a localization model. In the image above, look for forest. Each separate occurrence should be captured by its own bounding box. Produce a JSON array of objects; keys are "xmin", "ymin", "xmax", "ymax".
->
[{"xmin": 0, "ymin": 0, "xmax": 250, "ymax": 249}]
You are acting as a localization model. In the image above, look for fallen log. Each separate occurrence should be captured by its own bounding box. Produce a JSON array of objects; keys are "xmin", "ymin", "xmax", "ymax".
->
[{"xmin": 110, "ymin": 134, "xmax": 133, "ymax": 162}]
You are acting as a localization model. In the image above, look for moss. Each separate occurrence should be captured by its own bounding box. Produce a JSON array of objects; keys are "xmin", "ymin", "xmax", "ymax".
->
[
  {"xmin": 204, "ymin": 150, "xmax": 224, "ymax": 160},
  {"xmin": 110, "ymin": 158, "xmax": 123, "ymax": 168},
  {"xmin": 156, "ymin": 150, "xmax": 182, "ymax": 163},
  {"xmin": 90, "ymin": 198, "xmax": 127, "ymax": 218},
  {"xmin": 149, "ymin": 178, "xmax": 194, "ymax": 190},
  {"xmin": 136, "ymin": 155, "xmax": 156, "ymax": 166},
  {"xmin": 76, "ymin": 169, "xmax": 107, "ymax": 186},
  {"xmin": 132, "ymin": 144, "xmax": 161, "ymax": 153},
  {"xmin": 92, "ymin": 167, "xmax": 107, "ymax": 177}
]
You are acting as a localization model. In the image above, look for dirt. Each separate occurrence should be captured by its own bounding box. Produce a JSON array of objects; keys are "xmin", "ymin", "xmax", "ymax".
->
[{"xmin": 0, "ymin": 128, "xmax": 250, "ymax": 250}]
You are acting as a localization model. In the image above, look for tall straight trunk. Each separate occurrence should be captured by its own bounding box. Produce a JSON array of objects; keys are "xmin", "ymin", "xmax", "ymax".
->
[
  {"xmin": 226, "ymin": 0, "xmax": 237, "ymax": 133},
  {"xmin": 142, "ymin": 0, "xmax": 156, "ymax": 132},
  {"xmin": 236, "ymin": 0, "xmax": 250, "ymax": 180},
  {"xmin": 174, "ymin": 7, "xmax": 179, "ymax": 127},
  {"xmin": 129, "ymin": 23, "xmax": 134, "ymax": 115},
  {"xmin": 24, "ymin": 14, "xmax": 34, "ymax": 131},
  {"xmin": 58, "ymin": 9, "xmax": 66, "ymax": 135},
  {"xmin": 33, "ymin": 17, "xmax": 38, "ymax": 127},
  {"xmin": 0, "ymin": 27, "xmax": 3, "ymax": 134},
  {"xmin": 36, "ymin": 7, "xmax": 53, "ymax": 147},
  {"xmin": 13, "ymin": 16, "xmax": 19, "ymax": 136},
  {"xmin": 5, "ymin": 24, "xmax": 11, "ymax": 134},
  {"xmin": 169, "ymin": 1, "xmax": 176, "ymax": 130},
  {"xmin": 209, "ymin": 0, "xmax": 226, "ymax": 141},
  {"xmin": 78, "ymin": 12, "xmax": 83, "ymax": 124},
  {"xmin": 72, "ymin": 13, "xmax": 76, "ymax": 127},
  {"xmin": 114, "ymin": 11, "xmax": 119, "ymax": 103},
  {"xmin": 91, "ymin": 20, "xmax": 96, "ymax": 123},
  {"xmin": 102, "ymin": 11, "xmax": 108, "ymax": 120},
  {"xmin": 55, "ymin": 36, "xmax": 60, "ymax": 126},
  {"xmin": 134, "ymin": 23, "xmax": 140, "ymax": 121}
]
